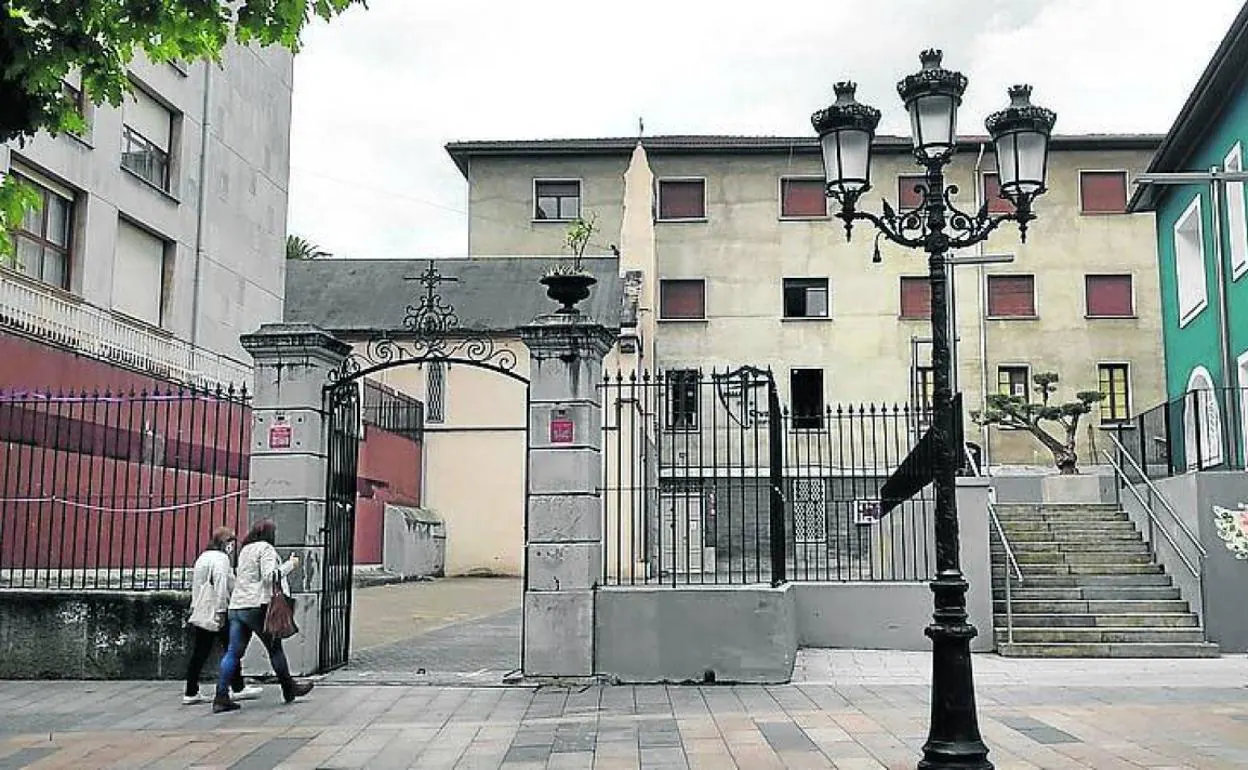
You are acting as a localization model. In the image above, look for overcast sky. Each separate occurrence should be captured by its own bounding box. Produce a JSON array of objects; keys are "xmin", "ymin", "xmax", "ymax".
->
[{"xmin": 286, "ymin": 0, "xmax": 1244, "ymax": 260}]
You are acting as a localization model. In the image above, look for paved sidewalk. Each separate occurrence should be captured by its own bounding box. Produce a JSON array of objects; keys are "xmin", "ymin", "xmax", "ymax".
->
[{"xmin": 1, "ymin": 651, "xmax": 1247, "ymax": 769}]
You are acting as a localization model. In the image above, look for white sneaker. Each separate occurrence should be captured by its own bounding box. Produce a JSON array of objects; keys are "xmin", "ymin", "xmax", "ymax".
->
[
  {"xmin": 232, "ymin": 684, "xmax": 264, "ymax": 701},
  {"xmin": 182, "ymin": 693, "xmax": 206, "ymax": 705}
]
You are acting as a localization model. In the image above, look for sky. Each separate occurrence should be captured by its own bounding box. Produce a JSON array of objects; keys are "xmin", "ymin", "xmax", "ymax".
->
[{"xmin": 286, "ymin": 0, "xmax": 1246, "ymax": 261}]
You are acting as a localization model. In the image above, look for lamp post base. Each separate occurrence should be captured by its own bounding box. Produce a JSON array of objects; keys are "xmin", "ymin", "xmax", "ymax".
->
[{"xmin": 918, "ymin": 573, "xmax": 992, "ymax": 770}]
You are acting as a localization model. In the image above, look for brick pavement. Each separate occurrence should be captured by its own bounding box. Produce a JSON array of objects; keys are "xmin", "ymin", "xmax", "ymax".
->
[{"xmin": 2, "ymin": 652, "xmax": 1248, "ymax": 769}]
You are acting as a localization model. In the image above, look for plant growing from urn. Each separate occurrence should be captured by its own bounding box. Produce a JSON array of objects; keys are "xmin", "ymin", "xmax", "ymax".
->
[
  {"xmin": 540, "ymin": 213, "xmax": 599, "ymax": 313},
  {"xmin": 971, "ymin": 372, "xmax": 1103, "ymax": 474}
]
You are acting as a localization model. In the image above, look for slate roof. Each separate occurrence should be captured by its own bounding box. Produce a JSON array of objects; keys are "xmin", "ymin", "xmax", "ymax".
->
[
  {"xmin": 445, "ymin": 134, "xmax": 1163, "ymax": 177},
  {"xmin": 1128, "ymin": 2, "xmax": 1248, "ymax": 212},
  {"xmin": 284, "ymin": 256, "xmax": 623, "ymax": 336}
]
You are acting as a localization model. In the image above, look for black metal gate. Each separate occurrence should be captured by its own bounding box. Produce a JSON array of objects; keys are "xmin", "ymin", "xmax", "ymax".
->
[{"xmin": 320, "ymin": 381, "xmax": 360, "ymax": 672}]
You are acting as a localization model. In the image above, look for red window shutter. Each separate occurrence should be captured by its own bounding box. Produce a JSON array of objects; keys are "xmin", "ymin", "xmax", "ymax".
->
[
  {"xmin": 659, "ymin": 180, "xmax": 705, "ymax": 219},
  {"xmin": 660, "ymin": 280, "xmax": 705, "ymax": 319},
  {"xmin": 982, "ymin": 173, "xmax": 1012, "ymax": 214},
  {"xmin": 1080, "ymin": 172, "xmax": 1128, "ymax": 213},
  {"xmin": 898, "ymin": 176, "xmax": 925, "ymax": 209},
  {"xmin": 899, "ymin": 277, "xmax": 931, "ymax": 318},
  {"xmin": 987, "ymin": 275, "xmax": 1035, "ymax": 316},
  {"xmin": 781, "ymin": 179, "xmax": 826, "ymax": 218},
  {"xmin": 1086, "ymin": 275, "xmax": 1133, "ymax": 316}
]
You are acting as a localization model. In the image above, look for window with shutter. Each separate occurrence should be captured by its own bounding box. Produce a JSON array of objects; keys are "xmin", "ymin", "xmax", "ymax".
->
[
  {"xmin": 899, "ymin": 276, "xmax": 931, "ymax": 319},
  {"xmin": 10, "ymin": 167, "xmax": 74, "ymax": 290},
  {"xmin": 1085, "ymin": 275, "xmax": 1134, "ymax": 317},
  {"xmin": 1224, "ymin": 143, "xmax": 1247, "ymax": 278},
  {"xmin": 659, "ymin": 279, "xmax": 706, "ymax": 320},
  {"xmin": 1079, "ymin": 171, "xmax": 1129, "ymax": 214},
  {"xmin": 897, "ymin": 175, "xmax": 926, "ymax": 210},
  {"xmin": 782, "ymin": 278, "xmax": 829, "ymax": 318},
  {"xmin": 987, "ymin": 275, "xmax": 1036, "ymax": 317},
  {"xmin": 1174, "ymin": 196, "xmax": 1208, "ymax": 326},
  {"xmin": 1097, "ymin": 364, "xmax": 1130, "ymax": 423},
  {"xmin": 112, "ymin": 219, "xmax": 167, "ymax": 326},
  {"xmin": 981, "ymin": 172, "xmax": 1013, "ymax": 214},
  {"xmin": 780, "ymin": 178, "xmax": 827, "ymax": 218},
  {"xmin": 657, "ymin": 179, "xmax": 706, "ymax": 220}
]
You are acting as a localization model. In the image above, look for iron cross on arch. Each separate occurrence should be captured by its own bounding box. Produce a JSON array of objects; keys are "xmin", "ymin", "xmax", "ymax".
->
[{"xmin": 402, "ymin": 260, "xmax": 460, "ymax": 338}]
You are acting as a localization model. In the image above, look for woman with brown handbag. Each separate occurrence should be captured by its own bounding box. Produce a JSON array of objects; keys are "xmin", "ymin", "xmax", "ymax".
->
[{"xmin": 212, "ymin": 519, "xmax": 313, "ymax": 713}]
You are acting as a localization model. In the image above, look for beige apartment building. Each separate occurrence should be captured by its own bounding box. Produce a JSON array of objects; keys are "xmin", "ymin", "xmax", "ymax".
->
[{"xmin": 447, "ymin": 134, "xmax": 1166, "ymax": 468}]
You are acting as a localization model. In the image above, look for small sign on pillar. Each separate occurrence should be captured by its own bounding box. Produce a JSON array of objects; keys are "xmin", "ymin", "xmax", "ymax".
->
[
  {"xmin": 269, "ymin": 422, "xmax": 293, "ymax": 449},
  {"xmin": 550, "ymin": 409, "xmax": 574, "ymax": 444}
]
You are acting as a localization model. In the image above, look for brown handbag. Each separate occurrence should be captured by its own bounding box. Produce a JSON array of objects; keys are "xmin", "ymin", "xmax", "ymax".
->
[{"xmin": 263, "ymin": 572, "xmax": 299, "ymax": 640}]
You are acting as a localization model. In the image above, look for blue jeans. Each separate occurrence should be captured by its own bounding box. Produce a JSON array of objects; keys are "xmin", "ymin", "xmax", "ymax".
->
[{"xmin": 215, "ymin": 607, "xmax": 293, "ymax": 701}]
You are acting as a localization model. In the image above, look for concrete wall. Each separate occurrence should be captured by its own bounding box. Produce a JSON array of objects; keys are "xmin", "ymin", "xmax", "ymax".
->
[
  {"xmin": 0, "ymin": 590, "xmax": 193, "ymax": 679},
  {"xmin": 1126, "ymin": 471, "xmax": 1248, "ymax": 652},
  {"xmin": 991, "ymin": 468, "xmax": 1115, "ymax": 504},
  {"xmin": 383, "ymin": 504, "xmax": 446, "ymax": 578},
  {"xmin": 595, "ymin": 584, "xmax": 796, "ymax": 683},
  {"xmin": 462, "ymin": 141, "xmax": 1163, "ymax": 468},
  {"xmin": 794, "ymin": 582, "xmax": 934, "ymax": 650},
  {"xmin": 3, "ymin": 44, "xmax": 293, "ymax": 363}
]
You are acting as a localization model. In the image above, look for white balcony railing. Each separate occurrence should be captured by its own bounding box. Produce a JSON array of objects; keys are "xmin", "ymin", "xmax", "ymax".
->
[{"xmin": 0, "ymin": 270, "xmax": 253, "ymax": 390}]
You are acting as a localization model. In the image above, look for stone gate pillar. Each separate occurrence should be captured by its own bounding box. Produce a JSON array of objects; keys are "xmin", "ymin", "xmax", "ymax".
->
[
  {"xmin": 519, "ymin": 313, "xmax": 615, "ymax": 677},
  {"xmin": 240, "ymin": 323, "xmax": 351, "ymax": 676}
]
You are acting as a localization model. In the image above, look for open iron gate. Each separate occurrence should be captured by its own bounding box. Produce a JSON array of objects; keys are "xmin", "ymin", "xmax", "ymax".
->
[{"xmin": 320, "ymin": 382, "xmax": 360, "ymax": 672}]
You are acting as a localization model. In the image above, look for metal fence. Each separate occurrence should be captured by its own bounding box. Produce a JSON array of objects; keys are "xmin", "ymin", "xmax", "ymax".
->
[
  {"xmin": 0, "ymin": 386, "xmax": 251, "ymax": 591},
  {"xmin": 599, "ymin": 368, "xmax": 935, "ymax": 587},
  {"xmin": 1113, "ymin": 387, "xmax": 1247, "ymax": 480},
  {"xmin": 362, "ymin": 379, "xmax": 424, "ymax": 441}
]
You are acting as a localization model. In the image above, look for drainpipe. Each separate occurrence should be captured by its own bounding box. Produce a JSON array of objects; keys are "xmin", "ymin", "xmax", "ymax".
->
[{"xmin": 191, "ymin": 62, "xmax": 213, "ymax": 347}]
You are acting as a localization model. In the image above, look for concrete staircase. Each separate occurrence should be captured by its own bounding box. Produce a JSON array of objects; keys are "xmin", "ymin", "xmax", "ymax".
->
[{"xmin": 990, "ymin": 502, "xmax": 1218, "ymax": 658}]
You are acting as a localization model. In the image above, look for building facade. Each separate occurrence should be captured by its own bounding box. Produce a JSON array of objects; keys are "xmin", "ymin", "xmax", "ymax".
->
[
  {"xmin": 1130, "ymin": 1, "xmax": 1248, "ymax": 473},
  {"xmin": 1, "ymin": 45, "xmax": 294, "ymax": 388},
  {"xmin": 447, "ymin": 134, "xmax": 1165, "ymax": 468}
]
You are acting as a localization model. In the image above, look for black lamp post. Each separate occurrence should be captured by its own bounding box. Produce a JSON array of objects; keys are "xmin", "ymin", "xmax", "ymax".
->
[{"xmin": 812, "ymin": 50, "xmax": 1056, "ymax": 770}]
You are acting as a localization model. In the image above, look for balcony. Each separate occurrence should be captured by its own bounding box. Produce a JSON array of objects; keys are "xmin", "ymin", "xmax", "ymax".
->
[{"xmin": 0, "ymin": 270, "xmax": 252, "ymax": 389}]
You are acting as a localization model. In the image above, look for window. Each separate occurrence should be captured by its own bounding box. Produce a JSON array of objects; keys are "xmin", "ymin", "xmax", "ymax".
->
[
  {"xmin": 914, "ymin": 366, "xmax": 934, "ymax": 421},
  {"xmin": 534, "ymin": 180, "xmax": 580, "ymax": 221},
  {"xmin": 1174, "ymin": 196, "xmax": 1208, "ymax": 326},
  {"xmin": 121, "ymin": 86, "xmax": 172, "ymax": 191},
  {"xmin": 998, "ymin": 366, "xmax": 1030, "ymax": 399},
  {"xmin": 987, "ymin": 275, "xmax": 1036, "ymax": 317},
  {"xmin": 779, "ymin": 177, "xmax": 826, "ymax": 218},
  {"xmin": 1079, "ymin": 170, "xmax": 1128, "ymax": 214},
  {"xmin": 1085, "ymin": 274, "xmax": 1134, "ymax": 317},
  {"xmin": 426, "ymin": 361, "xmax": 445, "ymax": 423},
  {"xmin": 899, "ymin": 276, "xmax": 931, "ymax": 319},
  {"xmin": 790, "ymin": 369, "xmax": 824, "ymax": 430},
  {"xmin": 665, "ymin": 369, "xmax": 699, "ymax": 430},
  {"xmin": 897, "ymin": 174, "xmax": 926, "ymax": 210},
  {"xmin": 657, "ymin": 179, "xmax": 705, "ymax": 221},
  {"xmin": 112, "ymin": 219, "xmax": 167, "ymax": 326},
  {"xmin": 60, "ymin": 71, "xmax": 89, "ymax": 135},
  {"xmin": 783, "ymin": 278, "xmax": 829, "ymax": 318},
  {"xmin": 1225, "ymin": 143, "xmax": 1247, "ymax": 279},
  {"xmin": 659, "ymin": 279, "xmax": 705, "ymax": 320},
  {"xmin": 1098, "ymin": 364, "xmax": 1130, "ymax": 423},
  {"xmin": 1184, "ymin": 367, "xmax": 1223, "ymax": 469},
  {"xmin": 10, "ymin": 167, "xmax": 73, "ymax": 289},
  {"xmin": 981, "ymin": 172, "xmax": 1012, "ymax": 214}
]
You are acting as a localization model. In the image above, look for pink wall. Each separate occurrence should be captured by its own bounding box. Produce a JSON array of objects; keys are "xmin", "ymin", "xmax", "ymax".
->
[{"xmin": 353, "ymin": 425, "xmax": 423, "ymax": 565}]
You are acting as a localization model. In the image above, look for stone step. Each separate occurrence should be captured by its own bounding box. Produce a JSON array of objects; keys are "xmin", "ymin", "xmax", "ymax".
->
[
  {"xmin": 991, "ymin": 563, "xmax": 1163, "ymax": 576},
  {"xmin": 995, "ymin": 612, "xmax": 1200, "ymax": 628},
  {"xmin": 998, "ymin": 512, "xmax": 1132, "ymax": 523},
  {"xmin": 1008, "ymin": 552, "xmax": 1155, "ymax": 566},
  {"xmin": 996, "ymin": 599, "xmax": 1191, "ymax": 614},
  {"xmin": 997, "ymin": 531, "xmax": 1144, "ymax": 542},
  {"xmin": 995, "ymin": 503, "xmax": 1123, "ymax": 512},
  {"xmin": 989, "ymin": 573, "xmax": 1174, "ymax": 588},
  {"xmin": 991, "ymin": 541, "xmax": 1148, "ymax": 554},
  {"xmin": 992, "ymin": 627, "xmax": 1207, "ymax": 644},
  {"xmin": 991, "ymin": 586, "xmax": 1182, "ymax": 601},
  {"xmin": 1000, "ymin": 521, "xmax": 1138, "ymax": 533},
  {"xmin": 996, "ymin": 642, "xmax": 1219, "ymax": 658}
]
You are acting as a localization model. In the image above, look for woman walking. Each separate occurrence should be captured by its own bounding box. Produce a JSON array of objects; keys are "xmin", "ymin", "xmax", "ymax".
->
[
  {"xmin": 184, "ymin": 526, "xmax": 263, "ymax": 704},
  {"xmin": 213, "ymin": 519, "xmax": 313, "ymax": 713}
]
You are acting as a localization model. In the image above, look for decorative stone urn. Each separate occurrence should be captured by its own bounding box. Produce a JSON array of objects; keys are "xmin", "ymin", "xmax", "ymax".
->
[{"xmin": 540, "ymin": 272, "xmax": 597, "ymax": 315}]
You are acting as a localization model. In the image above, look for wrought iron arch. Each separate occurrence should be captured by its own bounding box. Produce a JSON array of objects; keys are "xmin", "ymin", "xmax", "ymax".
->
[{"xmin": 325, "ymin": 260, "xmax": 530, "ymax": 388}]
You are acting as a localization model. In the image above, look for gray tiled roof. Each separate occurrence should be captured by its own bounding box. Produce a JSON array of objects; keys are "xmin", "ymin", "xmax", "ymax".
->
[{"xmin": 284, "ymin": 256, "xmax": 622, "ymax": 335}]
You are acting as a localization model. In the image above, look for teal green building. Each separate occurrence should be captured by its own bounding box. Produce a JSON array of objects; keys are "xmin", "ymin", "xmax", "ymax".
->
[{"xmin": 1130, "ymin": 3, "xmax": 1248, "ymax": 473}]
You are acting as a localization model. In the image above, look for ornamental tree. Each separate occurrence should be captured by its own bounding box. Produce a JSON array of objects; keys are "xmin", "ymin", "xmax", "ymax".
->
[
  {"xmin": 0, "ymin": 0, "xmax": 366, "ymax": 259},
  {"xmin": 971, "ymin": 371, "xmax": 1103, "ymax": 474}
]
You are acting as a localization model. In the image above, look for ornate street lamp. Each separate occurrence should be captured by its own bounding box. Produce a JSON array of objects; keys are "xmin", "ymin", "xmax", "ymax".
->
[{"xmin": 812, "ymin": 50, "xmax": 1055, "ymax": 770}]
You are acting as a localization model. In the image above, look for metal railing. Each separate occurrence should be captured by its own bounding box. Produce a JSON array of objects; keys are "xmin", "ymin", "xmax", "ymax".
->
[
  {"xmin": 1113, "ymin": 387, "xmax": 1248, "ymax": 479},
  {"xmin": 0, "ymin": 386, "xmax": 251, "ymax": 591},
  {"xmin": 987, "ymin": 501, "xmax": 1023, "ymax": 645},
  {"xmin": 0, "ymin": 270, "xmax": 252, "ymax": 390},
  {"xmin": 1103, "ymin": 432, "xmax": 1206, "ymax": 579}
]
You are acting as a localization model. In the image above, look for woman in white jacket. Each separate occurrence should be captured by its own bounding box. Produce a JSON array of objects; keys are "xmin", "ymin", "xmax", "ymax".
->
[
  {"xmin": 183, "ymin": 526, "xmax": 263, "ymax": 704},
  {"xmin": 212, "ymin": 519, "xmax": 313, "ymax": 713}
]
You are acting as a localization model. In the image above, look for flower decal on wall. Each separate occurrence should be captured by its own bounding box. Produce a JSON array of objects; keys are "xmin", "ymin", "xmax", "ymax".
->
[{"xmin": 1212, "ymin": 501, "xmax": 1248, "ymax": 560}]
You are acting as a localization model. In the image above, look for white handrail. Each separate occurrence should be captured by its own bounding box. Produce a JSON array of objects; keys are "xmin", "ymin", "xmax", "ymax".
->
[
  {"xmin": 1101, "ymin": 448, "xmax": 1202, "ymax": 578},
  {"xmin": 987, "ymin": 500, "xmax": 1023, "ymax": 645},
  {"xmin": 1105, "ymin": 432, "xmax": 1206, "ymax": 557},
  {"xmin": 0, "ymin": 271, "xmax": 251, "ymax": 389}
]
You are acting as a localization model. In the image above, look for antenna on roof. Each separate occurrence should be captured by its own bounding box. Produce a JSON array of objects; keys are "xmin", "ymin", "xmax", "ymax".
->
[{"xmin": 638, "ymin": 116, "xmax": 645, "ymax": 139}]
